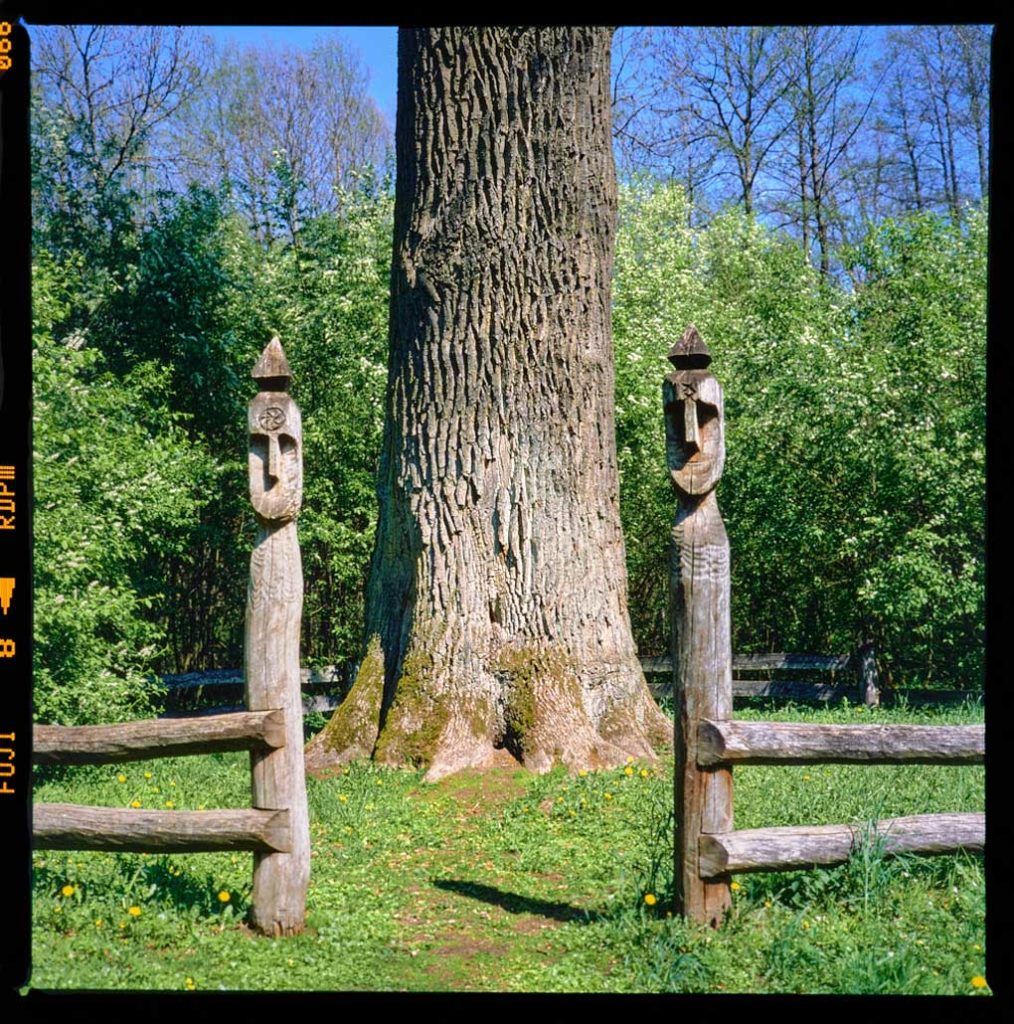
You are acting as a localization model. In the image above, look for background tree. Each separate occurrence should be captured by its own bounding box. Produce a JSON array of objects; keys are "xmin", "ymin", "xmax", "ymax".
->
[
  {"xmin": 30, "ymin": 24, "xmax": 987, "ymax": 735},
  {"xmin": 307, "ymin": 27, "xmax": 670, "ymax": 781},
  {"xmin": 31, "ymin": 25, "xmax": 208, "ymax": 254},
  {"xmin": 774, "ymin": 27, "xmax": 873, "ymax": 276},
  {"xmin": 612, "ymin": 27, "xmax": 797, "ymax": 219},
  {"xmin": 169, "ymin": 39, "xmax": 390, "ymax": 245}
]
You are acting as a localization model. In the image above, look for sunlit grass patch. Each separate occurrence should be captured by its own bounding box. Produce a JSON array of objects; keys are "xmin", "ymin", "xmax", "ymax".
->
[{"xmin": 30, "ymin": 703, "xmax": 985, "ymax": 993}]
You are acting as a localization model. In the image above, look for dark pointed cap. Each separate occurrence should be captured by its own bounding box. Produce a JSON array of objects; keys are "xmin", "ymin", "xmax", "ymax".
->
[
  {"xmin": 667, "ymin": 324, "xmax": 712, "ymax": 369},
  {"xmin": 252, "ymin": 336, "xmax": 293, "ymax": 388}
]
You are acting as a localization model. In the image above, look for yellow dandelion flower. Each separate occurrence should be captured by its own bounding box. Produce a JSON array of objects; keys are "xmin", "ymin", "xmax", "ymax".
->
[
  {"xmin": 118, "ymin": 921, "xmax": 127, "ymax": 929},
  {"xmin": 639, "ymin": 769, "xmax": 649, "ymax": 778},
  {"xmin": 339, "ymin": 794, "xmax": 348, "ymax": 803},
  {"xmin": 580, "ymin": 798, "xmax": 587, "ymax": 806},
  {"xmin": 144, "ymin": 771, "xmax": 152, "ymax": 779},
  {"xmin": 197, "ymin": 804, "xmax": 206, "ymax": 811},
  {"xmin": 626, "ymin": 756, "xmax": 634, "ymax": 764},
  {"xmin": 604, "ymin": 792, "xmax": 613, "ymax": 800},
  {"xmin": 130, "ymin": 800, "xmax": 141, "ymax": 808},
  {"xmin": 218, "ymin": 890, "xmax": 231, "ymax": 903},
  {"xmin": 165, "ymin": 800, "xmax": 175, "ymax": 808},
  {"xmin": 185, "ymin": 977, "xmax": 196, "ymax": 990},
  {"xmin": 578, "ymin": 770, "xmax": 588, "ymax": 777},
  {"xmin": 730, "ymin": 881, "xmax": 742, "ymax": 892},
  {"xmin": 644, "ymin": 893, "xmax": 657, "ymax": 906},
  {"xmin": 95, "ymin": 919, "xmax": 103, "ymax": 927},
  {"xmin": 802, "ymin": 774, "xmax": 812, "ymax": 781},
  {"xmin": 624, "ymin": 766, "xmax": 634, "ymax": 776},
  {"xmin": 971, "ymin": 976, "xmax": 988, "ymax": 989},
  {"xmin": 117, "ymin": 774, "xmax": 127, "ymax": 783},
  {"xmin": 128, "ymin": 906, "xmax": 141, "ymax": 917},
  {"xmin": 61, "ymin": 884, "xmax": 75, "ymax": 897},
  {"xmin": 801, "ymin": 919, "xmax": 810, "ymax": 929},
  {"xmin": 764, "ymin": 900, "xmax": 772, "ymax": 908}
]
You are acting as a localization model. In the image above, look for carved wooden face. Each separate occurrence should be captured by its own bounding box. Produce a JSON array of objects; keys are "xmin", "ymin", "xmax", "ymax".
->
[
  {"xmin": 248, "ymin": 392, "xmax": 302, "ymax": 523},
  {"xmin": 664, "ymin": 371, "xmax": 725, "ymax": 497}
]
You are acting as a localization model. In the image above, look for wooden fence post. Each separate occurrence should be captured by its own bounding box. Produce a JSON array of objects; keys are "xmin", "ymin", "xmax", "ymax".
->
[
  {"xmin": 857, "ymin": 641, "xmax": 880, "ymax": 707},
  {"xmin": 665, "ymin": 325, "xmax": 733, "ymax": 927},
  {"xmin": 245, "ymin": 337, "xmax": 310, "ymax": 936}
]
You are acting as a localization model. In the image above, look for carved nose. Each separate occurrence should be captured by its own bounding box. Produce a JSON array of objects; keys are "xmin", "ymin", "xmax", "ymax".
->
[
  {"xmin": 684, "ymin": 398, "xmax": 700, "ymax": 452},
  {"xmin": 267, "ymin": 435, "xmax": 281, "ymax": 483}
]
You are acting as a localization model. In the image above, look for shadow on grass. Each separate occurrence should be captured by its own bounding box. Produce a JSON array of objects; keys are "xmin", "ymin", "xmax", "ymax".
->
[{"xmin": 432, "ymin": 879, "xmax": 604, "ymax": 923}]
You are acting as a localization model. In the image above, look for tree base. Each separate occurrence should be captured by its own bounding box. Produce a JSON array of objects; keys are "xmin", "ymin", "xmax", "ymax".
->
[{"xmin": 305, "ymin": 636, "xmax": 671, "ymax": 782}]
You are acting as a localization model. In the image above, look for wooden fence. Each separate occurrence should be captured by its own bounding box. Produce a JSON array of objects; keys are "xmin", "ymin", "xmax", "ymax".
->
[
  {"xmin": 642, "ymin": 644, "xmax": 881, "ymax": 706},
  {"xmin": 663, "ymin": 328, "xmax": 985, "ymax": 926},
  {"xmin": 33, "ymin": 340, "xmax": 311, "ymax": 936}
]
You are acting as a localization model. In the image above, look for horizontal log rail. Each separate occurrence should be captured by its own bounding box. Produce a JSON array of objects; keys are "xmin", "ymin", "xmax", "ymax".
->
[
  {"xmin": 698, "ymin": 811, "xmax": 985, "ymax": 878},
  {"xmin": 159, "ymin": 695, "xmax": 341, "ymax": 719},
  {"xmin": 641, "ymin": 652, "xmax": 851, "ymax": 674},
  {"xmin": 33, "ymin": 804, "xmax": 291, "ymax": 853},
  {"xmin": 157, "ymin": 666, "xmax": 347, "ymax": 690},
  {"xmin": 33, "ymin": 710, "xmax": 286, "ymax": 765},
  {"xmin": 697, "ymin": 720, "xmax": 985, "ymax": 766},
  {"xmin": 729, "ymin": 679, "xmax": 850, "ymax": 700}
]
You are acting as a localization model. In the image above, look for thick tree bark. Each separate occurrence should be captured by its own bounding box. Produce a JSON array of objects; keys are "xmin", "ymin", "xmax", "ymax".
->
[{"xmin": 306, "ymin": 27, "xmax": 670, "ymax": 782}]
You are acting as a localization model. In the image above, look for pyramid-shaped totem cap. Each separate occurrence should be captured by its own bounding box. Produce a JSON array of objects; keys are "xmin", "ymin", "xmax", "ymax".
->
[
  {"xmin": 667, "ymin": 324, "xmax": 712, "ymax": 369},
  {"xmin": 252, "ymin": 336, "xmax": 293, "ymax": 388}
]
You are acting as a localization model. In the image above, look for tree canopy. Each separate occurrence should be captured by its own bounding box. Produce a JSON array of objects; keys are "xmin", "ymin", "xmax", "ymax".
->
[{"xmin": 30, "ymin": 25, "xmax": 987, "ymax": 727}]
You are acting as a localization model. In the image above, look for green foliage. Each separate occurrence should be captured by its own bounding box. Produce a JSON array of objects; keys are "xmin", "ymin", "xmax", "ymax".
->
[
  {"xmin": 33, "ymin": 253, "xmax": 217, "ymax": 724},
  {"xmin": 613, "ymin": 180, "xmax": 985, "ymax": 689},
  {"xmin": 217, "ymin": 169, "xmax": 394, "ymax": 665}
]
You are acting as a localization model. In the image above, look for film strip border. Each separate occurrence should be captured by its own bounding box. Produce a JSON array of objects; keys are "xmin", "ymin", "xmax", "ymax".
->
[{"xmin": 0, "ymin": 19, "xmax": 32, "ymax": 991}]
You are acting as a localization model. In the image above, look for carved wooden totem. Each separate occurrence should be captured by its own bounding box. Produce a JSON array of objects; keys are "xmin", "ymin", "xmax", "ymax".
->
[
  {"xmin": 245, "ymin": 337, "xmax": 310, "ymax": 935},
  {"xmin": 665, "ymin": 324, "xmax": 733, "ymax": 926}
]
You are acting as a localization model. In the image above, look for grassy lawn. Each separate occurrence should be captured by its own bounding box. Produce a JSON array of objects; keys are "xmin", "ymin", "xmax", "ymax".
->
[{"xmin": 28, "ymin": 701, "xmax": 988, "ymax": 994}]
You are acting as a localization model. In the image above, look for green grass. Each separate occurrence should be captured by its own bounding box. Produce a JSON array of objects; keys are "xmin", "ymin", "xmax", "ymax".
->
[{"xmin": 28, "ymin": 702, "xmax": 988, "ymax": 994}]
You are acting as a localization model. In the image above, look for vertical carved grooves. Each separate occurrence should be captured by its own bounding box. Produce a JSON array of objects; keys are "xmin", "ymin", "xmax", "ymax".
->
[{"xmin": 308, "ymin": 28, "xmax": 670, "ymax": 782}]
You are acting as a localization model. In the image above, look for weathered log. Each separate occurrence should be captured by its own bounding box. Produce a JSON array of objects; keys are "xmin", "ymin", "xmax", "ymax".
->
[
  {"xmin": 158, "ymin": 665, "xmax": 348, "ymax": 690},
  {"xmin": 245, "ymin": 337, "xmax": 310, "ymax": 937},
  {"xmin": 33, "ymin": 803, "xmax": 290, "ymax": 853},
  {"xmin": 697, "ymin": 720, "xmax": 985, "ymax": 766},
  {"xmin": 698, "ymin": 812, "xmax": 985, "ymax": 877},
  {"xmin": 33, "ymin": 711, "xmax": 285, "ymax": 765},
  {"xmin": 734, "ymin": 652, "xmax": 852, "ymax": 671},
  {"xmin": 666, "ymin": 327, "xmax": 733, "ymax": 927}
]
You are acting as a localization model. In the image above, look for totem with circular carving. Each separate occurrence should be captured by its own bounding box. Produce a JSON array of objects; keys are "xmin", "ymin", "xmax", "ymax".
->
[{"xmin": 244, "ymin": 336, "xmax": 310, "ymax": 936}]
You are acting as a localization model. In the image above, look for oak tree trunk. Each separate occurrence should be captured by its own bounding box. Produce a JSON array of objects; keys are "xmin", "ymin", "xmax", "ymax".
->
[{"xmin": 306, "ymin": 27, "xmax": 670, "ymax": 781}]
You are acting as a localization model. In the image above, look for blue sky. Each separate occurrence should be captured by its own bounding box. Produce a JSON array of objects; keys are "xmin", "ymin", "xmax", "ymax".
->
[{"xmin": 202, "ymin": 26, "xmax": 399, "ymax": 124}]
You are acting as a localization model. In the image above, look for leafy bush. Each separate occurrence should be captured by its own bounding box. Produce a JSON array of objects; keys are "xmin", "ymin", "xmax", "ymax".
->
[
  {"xmin": 612, "ymin": 181, "xmax": 985, "ymax": 690},
  {"xmin": 33, "ymin": 252, "xmax": 218, "ymax": 724}
]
